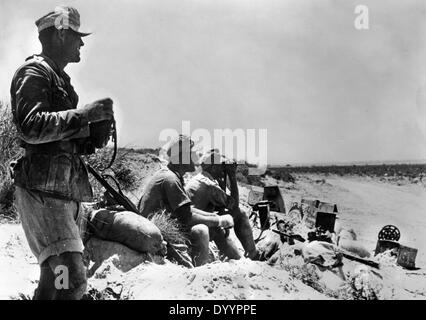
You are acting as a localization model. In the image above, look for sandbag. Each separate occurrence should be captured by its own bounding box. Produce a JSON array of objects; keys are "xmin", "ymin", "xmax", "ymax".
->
[
  {"xmin": 88, "ymin": 209, "xmax": 165, "ymax": 254},
  {"xmin": 256, "ymin": 230, "xmax": 281, "ymax": 260},
  {"xmin": 302, "ymin": 241, "xmax": 343, "ymax": 268},
  {"xmin": 337, "ymin": 228, "xmax": 357, "ymax": 241}
]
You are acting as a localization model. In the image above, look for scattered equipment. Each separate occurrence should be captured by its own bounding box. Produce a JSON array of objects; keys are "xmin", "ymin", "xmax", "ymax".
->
[
  {"xmin": 272, "ymin": 229, "xmax": 306, "ymax": 243},
  {"xmin": 374, "ymin": 225, "xmax": 419, "ymax": 270},
  {"xmin": 374, "ymin": 225, "xmax": 401, "ymax": 255},
  {"xmin": 397, "ymin": 246, "xmax": 418, "ymax": 270},
  {"xmin": 263, "ymin": 186, "xmax": 286, "ymax": 213},
  {"xmin": 315, "ymin": 211, "xmax": 336, "ymax": 233},
  {"xmin": 306, "ymin": 210, "xmax": 337, "ymax": 243},
  {"xmin": 287, "ymin": 202, "xmax": 303, "ymax": 223},
  {"xmin": 248, "ymin": 185, "xmax": 286, "ymax": 230},
  {"xmin": 301, "ymin": 199, "xmax": 338, "ymax": 229},
  {"xmin": 378, "ymin": 225, "xmax": 400, "ymax": 242},
  {"xmin": 339, "ymin": 249, "xmax": 380, "ymax": 269},
  {"xmin": 248, "ymin": 186, "xmax": 286, "ymax": 241},
  {"xmin": 256, "ymin": 201, "xmax": 272, "ymax": 230}
]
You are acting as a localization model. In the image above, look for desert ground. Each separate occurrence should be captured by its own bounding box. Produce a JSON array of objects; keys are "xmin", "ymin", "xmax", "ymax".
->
[{"xmin": 1, "ymin": 155, "xmax": 426, "ymax": 299}]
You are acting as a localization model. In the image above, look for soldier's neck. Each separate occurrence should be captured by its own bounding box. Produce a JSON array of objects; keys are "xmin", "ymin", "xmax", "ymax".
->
[{"xmin": 41, "ymin": 49, "xmax": 68, "ymax": 71}]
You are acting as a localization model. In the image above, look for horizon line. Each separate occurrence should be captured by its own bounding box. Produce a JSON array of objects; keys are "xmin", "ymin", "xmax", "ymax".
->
[
  {"xmin": 116, "ymin": 146, "xmax": 426, "ymax": 167},
  {"xmin": 268, "ymin": 159, "xmax": 426, "ymax": 167}
]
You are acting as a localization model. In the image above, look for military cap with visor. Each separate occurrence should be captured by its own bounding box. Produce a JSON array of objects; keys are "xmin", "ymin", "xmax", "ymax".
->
[{"xmin": 35, "ymin": 5, "xmax": 91, "ymax": 37}]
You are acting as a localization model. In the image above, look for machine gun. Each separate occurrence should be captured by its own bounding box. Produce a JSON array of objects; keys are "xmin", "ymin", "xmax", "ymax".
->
[{"xmin": 272, "ymin": 229, "xmax": 306, "ymax": 243}]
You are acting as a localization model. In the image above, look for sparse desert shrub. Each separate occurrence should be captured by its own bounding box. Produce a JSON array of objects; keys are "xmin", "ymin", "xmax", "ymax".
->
[
  {"xmin": 148, "ymin": 210, "xmax": 189, "ymax": 245},
  {"xmin": 0, "ymin": 177, "xmax": 17, "ymax": 221},
  {"xmin": 86, "ymin": 147, "xmax": 140, "ymax": 201},
  {"xmin": 266, "ymin": 169, "xmax": 295, "ymax": 183},
  {"xmin": 0, "ymin": 102, "xmax": 21, "ymax": 220},
  {"xmin": 134, "ymin": 147, "xmax": 160, "ymax": 156}
]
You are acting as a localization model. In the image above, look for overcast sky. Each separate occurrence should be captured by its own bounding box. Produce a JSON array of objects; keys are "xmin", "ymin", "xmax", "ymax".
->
[{"xmin": 1, "ymin": 0, "xmax": 426, "ymax": 165}]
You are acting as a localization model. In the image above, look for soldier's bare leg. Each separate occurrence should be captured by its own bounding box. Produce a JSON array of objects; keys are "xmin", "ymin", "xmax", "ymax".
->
[
  {"xmin": 211, "ymin": 229, "xmax": 242, "ymax": 260},
  {"xmin": 190, "ymin": 224, "xmax": 210, "ymax": 266},
  {"xmin": 232, "ymin": 207, "xmax": 258, "ymax": 259}
]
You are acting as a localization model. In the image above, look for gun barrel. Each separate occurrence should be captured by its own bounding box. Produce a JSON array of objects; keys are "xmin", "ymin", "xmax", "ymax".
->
[
  {"xmin": 272, "ymin": 229, "xmax": 305, "ymax": 242},
  {"xmin": 87, "ymin": 164, "xmax": 138, "ymax": 213}
]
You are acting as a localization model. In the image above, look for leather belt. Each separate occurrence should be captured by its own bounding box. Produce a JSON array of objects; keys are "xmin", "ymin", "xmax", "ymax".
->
[{"xmin": 23, "ymin": 141, "xmax": 80, "ymax": 155}]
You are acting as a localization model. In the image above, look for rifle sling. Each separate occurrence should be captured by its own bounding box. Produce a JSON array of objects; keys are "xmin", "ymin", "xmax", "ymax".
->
[{"xmin": 86, "ymin": 164, "xmax": 138, "ymax": 213}]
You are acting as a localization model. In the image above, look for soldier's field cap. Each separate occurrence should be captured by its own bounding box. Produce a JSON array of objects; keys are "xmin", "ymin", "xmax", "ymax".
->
[{"xmin": 35, "ymin": 6, "xmax": 91, "ymax": 36}]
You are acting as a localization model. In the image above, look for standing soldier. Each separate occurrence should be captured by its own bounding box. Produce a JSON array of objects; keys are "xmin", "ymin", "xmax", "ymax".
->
[{"xmin": 10, "ymin": 6, "xmax": 114, "ymax": 299}]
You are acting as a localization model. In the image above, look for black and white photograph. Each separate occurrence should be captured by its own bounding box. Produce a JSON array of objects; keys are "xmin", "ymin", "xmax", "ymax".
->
[{"xmin": 0, "ymin": 0, "xmax": 425, "ymax": 303}]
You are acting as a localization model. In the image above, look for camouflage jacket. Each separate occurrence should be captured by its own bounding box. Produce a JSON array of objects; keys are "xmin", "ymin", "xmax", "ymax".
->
[{"xmin": 10, "ymin": 54, "xmax": 93, "ymax": 201}]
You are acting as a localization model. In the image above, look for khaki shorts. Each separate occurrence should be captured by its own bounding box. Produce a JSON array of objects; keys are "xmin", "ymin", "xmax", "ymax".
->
[{"xmin": 14, "ymin": 186, "xmax": 87, "ymax": 265}]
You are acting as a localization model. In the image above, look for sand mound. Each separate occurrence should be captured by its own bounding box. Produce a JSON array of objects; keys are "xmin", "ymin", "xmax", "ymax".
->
[
  {"xmin": 85, "ymin": 254, "xmax": 330, "ymax": 300},
  {"xmin": 83, "ymin": 237, "xmax": 166, "ymax": 276}
]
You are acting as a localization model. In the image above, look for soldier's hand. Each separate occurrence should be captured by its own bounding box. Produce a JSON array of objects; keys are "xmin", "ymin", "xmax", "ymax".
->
[
  {"xmin": 159, "ymin": 241, "xmax": 168, "ymax": 256},
  {"xmin": 81, "ymin": 98, "xmax": 114, "ymax": 123},
  {"xmin": 218, "ymin": 214, "xmax": 234, "ymax": 229}
]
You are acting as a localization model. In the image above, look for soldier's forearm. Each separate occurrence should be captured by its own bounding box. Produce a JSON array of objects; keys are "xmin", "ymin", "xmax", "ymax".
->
[
  {"xmin": 228, "ymin": 173, "xmax": 239, "ymax": 207},
  {"xmin": 19, "ymin": 108, "xmax": 90, "ymax": 144},
  {"xmin": 190, "ymin": 206, "xmax": 217, "ymax": 217},
  {"xmin": 187, "ymin": 208, "xmax": 220, "ymax": 228}
]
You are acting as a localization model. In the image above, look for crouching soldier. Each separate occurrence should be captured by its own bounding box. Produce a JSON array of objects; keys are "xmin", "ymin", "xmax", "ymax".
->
[
  {"xmin": 10, "ymin": 6, "xmax": 114, "ymax": 300},
  {"xmin": 138, "ymin": 135, "xmax": 234, "ymax": 266},
  {"xmin": 185, "ymin": 149, "xmax": 260, "ymax": 260}
]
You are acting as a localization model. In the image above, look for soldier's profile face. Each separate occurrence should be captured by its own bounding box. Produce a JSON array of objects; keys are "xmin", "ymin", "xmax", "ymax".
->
[{"xmin": 63, "ymin": 30, "xmax": 84, "ymax": 63}]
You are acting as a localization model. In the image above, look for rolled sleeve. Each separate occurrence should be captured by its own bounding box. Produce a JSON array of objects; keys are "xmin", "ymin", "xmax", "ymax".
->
[{"xmin": 162, "ymin": 176, "xmax": 192, "ymax": 213}]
